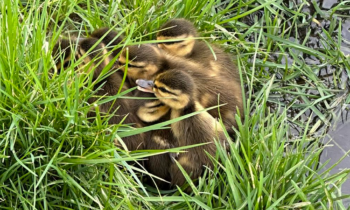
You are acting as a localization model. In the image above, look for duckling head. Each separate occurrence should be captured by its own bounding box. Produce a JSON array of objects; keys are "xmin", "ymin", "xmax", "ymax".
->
[
  {"xmin": 157, "ymin": 19, "xmax": 197, "ymax": 57},
  {"xmin": 136, "ymin": 70, "xmax": 196, "ymax": 110},
  {"xmin": 118, "ymin": 44, "xmax": 165, "ymax": 81}
]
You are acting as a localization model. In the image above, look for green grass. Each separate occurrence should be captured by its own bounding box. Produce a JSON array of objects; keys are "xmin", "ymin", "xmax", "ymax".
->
[{"xmin": 1, "ymin": 0, "xmax": 350, "ymax": 209}]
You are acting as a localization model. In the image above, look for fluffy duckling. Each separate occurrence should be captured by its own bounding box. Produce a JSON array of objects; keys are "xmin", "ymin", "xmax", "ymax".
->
[
  {"xmin": 118, "ymin": 44, "xmax": 242, "ymax": 134},
  {"xmin": 157, "ymin": 19, "xmax": 241, "ymax": 83},
  {"xmin": 137, "ymin": 70, "xmax": 226, "ymax": 187},
  {"xmin": 52, "ymin": 38, "xmax": 146, "ymax": 151}
]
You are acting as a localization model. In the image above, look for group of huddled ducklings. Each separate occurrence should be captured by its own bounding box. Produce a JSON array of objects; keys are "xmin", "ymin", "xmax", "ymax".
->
[{"xmin": 52, "ymin": 19, "xmax": 243, "ymax": 190}]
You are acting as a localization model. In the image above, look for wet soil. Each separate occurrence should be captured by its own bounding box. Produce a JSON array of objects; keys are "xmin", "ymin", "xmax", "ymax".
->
[
  {"xmin": 308, "ymin": 0, "xmax": 350, "ymax": 203},
  {"xmin": 320, "ymin": 105, "xmax": 350, "ymax": 205},
  {"xmin": 291, "ymin": 0, "xmax": 350, "ymax": 203},
  {"xmin": 243, "ymin": 0, "xmax": 350, "ymax": 202}
]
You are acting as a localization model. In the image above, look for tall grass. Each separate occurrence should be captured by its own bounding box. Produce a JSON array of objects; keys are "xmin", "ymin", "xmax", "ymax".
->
[{"xmin": 0, "ymin": 0, "xmax": 349, "ymax": 209}]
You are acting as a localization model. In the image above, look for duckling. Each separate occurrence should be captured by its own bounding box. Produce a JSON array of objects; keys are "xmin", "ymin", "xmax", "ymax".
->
[
  {"xmin": 137, "ymin": 70, "xmax": 226, "ymax": 187},
  {"xmin": 52, "ymin": 38, "xmax": 146, "ymax": 151},
  {"xmin": 118, "ymin": 44, "xmax": 242, "ymax": 134},
  {"xmin": 157, "ymin": 19, "xmax": 240, "ymax": 79}
]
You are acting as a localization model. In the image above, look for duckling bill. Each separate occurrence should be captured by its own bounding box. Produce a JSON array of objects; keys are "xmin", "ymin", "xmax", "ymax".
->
[{"xmin": 136, "ymin": 79, "xmax": 154, "ymax": 93}]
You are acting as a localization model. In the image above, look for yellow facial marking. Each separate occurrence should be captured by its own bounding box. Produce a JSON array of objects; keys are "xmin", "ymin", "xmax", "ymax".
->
[
  {"xmin": 144, "ymin": 63, "xmax": 159, "ymax": 78},
  {"xmin": 118, "ymin": 58, "xmax": 159, "ymax": 81},
  {"xmin": 56, "ymin": 55, "xmax": 72, "ymax": 70},
  {"xmin": 118, "ymin": 56, "xmax": 126, "ymax": 64},
  {"xmin": 153, "ymin": 81, "xmax": 190, "ymax": 110}
]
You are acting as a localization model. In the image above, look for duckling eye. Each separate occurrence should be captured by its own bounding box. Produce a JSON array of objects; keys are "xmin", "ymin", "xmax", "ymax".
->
[
  {"xmin": 127, "ymin": 64, "xmax": 140, "ymax": 68},
  {"xmin": 118, "ymin": 61, "xmax": 141, "ymax": 68},
  {"xmin": 63, "ymin": 61, "xmax": 71, "ymax": 68},
  {"xmin": 158, "ymin": 87, "xmax": 170, "ymax": 93},
  {"xmin": 163, "ymin": 40, "xmax": 183, "ymax": 45}
]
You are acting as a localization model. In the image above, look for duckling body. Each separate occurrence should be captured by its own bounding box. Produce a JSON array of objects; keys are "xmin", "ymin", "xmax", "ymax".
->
[
  {"xmin": 137, "ymin": 70, "xmax": 226, "ymax": 187},
  {"xmin": 52, "ymin": 37, "xmax": 146, "ymax": 151},
  {"xmin": 119, "ymin": 44, "xmax": 241, "ymax": 134}
]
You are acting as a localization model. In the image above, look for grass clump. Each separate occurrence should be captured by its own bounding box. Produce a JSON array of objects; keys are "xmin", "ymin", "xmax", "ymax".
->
[{"xmin": 0, "ymin": 0, "xmax": 349, "ymax": 209}]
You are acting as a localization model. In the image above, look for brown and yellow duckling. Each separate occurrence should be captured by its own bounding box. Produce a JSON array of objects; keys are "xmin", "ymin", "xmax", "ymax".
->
[
  {"xmin": 137, "ymin": 70, "xmax": 226, "ymax": 187},
  {"xmin": 52, "ymin": 37, "xmax": 146, "ymax": 151}
]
